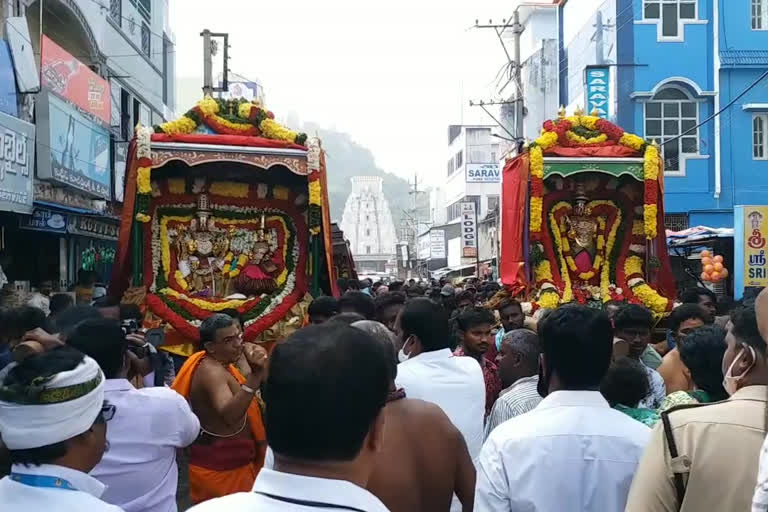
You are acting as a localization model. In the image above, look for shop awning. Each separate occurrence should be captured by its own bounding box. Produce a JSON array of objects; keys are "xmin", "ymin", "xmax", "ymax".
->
[
  {"xmin": 666, "ymin": 226, "xmax": 734, "ymax": 248},
  {"xmin": 34, "ymin": 200, "xmax": 110, "ymax": 217}
]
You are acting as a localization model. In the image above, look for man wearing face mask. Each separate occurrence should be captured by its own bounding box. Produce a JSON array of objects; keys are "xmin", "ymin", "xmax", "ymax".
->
[{"xmin": 627, "ymin": 304, "xmax": 768, "ymax": 512}]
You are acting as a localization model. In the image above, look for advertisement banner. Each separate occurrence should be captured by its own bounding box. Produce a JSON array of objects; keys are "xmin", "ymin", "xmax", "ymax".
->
[
  {"xmin": 586, "ymin": 66, "xmax": 610, "ymax": 118},
  {"xmin": 36, "ymin": 92, "xmax": 111, "ymax": 198},
  {"xmin": 430, "ymin": 229, "xmax": 446, "ymax": 259},
  {"xmin": 466, "ymin": 163, "xmax": 500, "ymax": 183},
  {"xmin": 743, "ymin": 206, "xmax": 768, "ymax": 288},
  {"xmin": 418, "ymin": 233, "xmax": 431, "ymax": 260},
  {"xmin": 41, "ymin": 36, "xmax": 111, "ymax": 125},
  {"xmin": 0, "ymin": 112, "xmax": 34, "ymax": 214},
  {"xmin": 461, "ymin": 202, "xmax": 478, "ymax": 259}
]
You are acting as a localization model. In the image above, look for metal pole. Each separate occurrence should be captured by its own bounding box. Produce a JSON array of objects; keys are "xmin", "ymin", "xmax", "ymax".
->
[
  {"xmin": 201, "ymin": 29, "xmax": 213, "ymax": 97},
  {"xmin": 475, "ymin": 206, "xmax": 481, "ymax": 279},
  {"xmin": 512, "ymin": 10, "xmax": 524, "ymax": 140}
]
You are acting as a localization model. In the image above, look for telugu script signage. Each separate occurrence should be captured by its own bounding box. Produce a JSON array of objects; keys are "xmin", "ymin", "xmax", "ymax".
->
[
  {"xmin": 0, "ymin": 112, "xmax": 34, "ymax": 214},
  {"xmin": 586, "ymin": 66, "xmax": 610, "ymax": 118},
  {"xmin": 743, "ymin": 206, "xmax": 768, "ymax": 288},
  {"xmin": 466, "ymin": 163, "xmax": 500, "ymax": 183},
  {"xmin": 461, "ymin": 202, "xmax": 478, "ymax": 259},
  {"xmin": 41, "ymin": 36, "xmax": 111, "ymax": 125}
]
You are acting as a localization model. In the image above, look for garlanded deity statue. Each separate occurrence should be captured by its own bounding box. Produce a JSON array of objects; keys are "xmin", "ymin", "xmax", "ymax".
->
[
  {"xmin": 176, "ymin": 194, "xmax": 226, "ymax": 296},
  {"xmin": 564, "ymin": 183, "xmax": 599, "ymax": 274},
  {"xmin": 233, "ymin": 214, "xmax": 279, "ymax": 296}
]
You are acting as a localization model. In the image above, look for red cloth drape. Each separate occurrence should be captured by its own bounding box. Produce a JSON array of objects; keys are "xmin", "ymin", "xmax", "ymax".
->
[{"xmin": 500, "ymin": 155, "xmax": 529, "ymax": 286}]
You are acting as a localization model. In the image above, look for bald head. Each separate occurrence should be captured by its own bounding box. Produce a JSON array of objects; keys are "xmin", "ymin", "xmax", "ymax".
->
[{"xmin": 498, "ymin": 328, "xmax": 540, "ymax": 388}]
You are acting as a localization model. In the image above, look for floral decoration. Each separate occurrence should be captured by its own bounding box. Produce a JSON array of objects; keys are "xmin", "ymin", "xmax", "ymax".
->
[{"xmin": 153, "ymin": 96, "xmax": 308, "ymax": 146}]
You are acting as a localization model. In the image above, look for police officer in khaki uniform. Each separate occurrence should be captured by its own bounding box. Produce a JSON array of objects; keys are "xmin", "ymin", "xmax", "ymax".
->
[{"xmin": 626, "ymin": 304, "xmax": 768, "ymax": 512}]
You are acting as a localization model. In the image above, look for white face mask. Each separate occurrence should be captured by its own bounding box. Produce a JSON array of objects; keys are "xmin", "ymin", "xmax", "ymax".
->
[
  {"xmin": 398, "ymin": 336, "xmax": 413, "ymax": 363},
  {"xmin": 723, "ymin": 346, "xmax": 756, "ymax": 396}
]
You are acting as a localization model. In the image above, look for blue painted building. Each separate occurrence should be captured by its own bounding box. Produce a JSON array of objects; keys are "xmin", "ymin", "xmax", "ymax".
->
[{"xmin": 559, "ymin": 0, "xmax": 768, "ymax": 229}]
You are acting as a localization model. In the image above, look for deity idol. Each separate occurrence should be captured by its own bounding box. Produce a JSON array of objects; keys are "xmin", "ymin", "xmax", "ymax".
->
[
  {"xmin": 233, "ymin": 215, "xmax": 279, "ymax": 296},
  {"xmin": 177, "ymin": 194, "xmax": 226, "ymax": 296},
  {"xmin": 564, "ymin": 184, "xmax": 599, "ymax": 275}
]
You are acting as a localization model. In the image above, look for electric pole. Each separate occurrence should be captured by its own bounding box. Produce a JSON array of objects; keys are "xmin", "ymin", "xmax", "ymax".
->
[
  {"xmin": 201, "ymin": 29, "xmax": 230, "ymax": 97},
  {"xmin": 512, "ymin": 10, "xmax": 524, "ymax": 141}
]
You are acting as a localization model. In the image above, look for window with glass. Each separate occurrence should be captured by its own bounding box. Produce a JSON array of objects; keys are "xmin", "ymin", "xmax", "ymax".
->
[
  {"xmin": 644, "ymin": 87, "xmax": 699, "ymax": 173},
  {"xmin": 141, "ymin": 23, "xmax": 151, "ymax": 57},
  {"xmin": 643, "ymin": 0, "xmax": 696, "ymax": 38},
  {"xmin": 456, "ymin": 150, "xmax": 464, "ymax": 169},
  {"xmin": 753, "ymin": 0, "xmax": 768, "ymax": 29},
  {"xmin": 754, "ymin": 115, "xmax": 768, "ymax": 160},
  {"xmin": 129, "ymin": 0, "xmax": 151, "ymax": 22},
  {"xmin": 447, "ymin": 157, "xmax": 454, "ymax": 177}
]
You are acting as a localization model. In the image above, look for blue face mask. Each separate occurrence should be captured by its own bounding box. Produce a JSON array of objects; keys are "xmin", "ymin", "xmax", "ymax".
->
[{"xmin": 495, "ymin": 329, "xmax": 505, "ymax": 351}]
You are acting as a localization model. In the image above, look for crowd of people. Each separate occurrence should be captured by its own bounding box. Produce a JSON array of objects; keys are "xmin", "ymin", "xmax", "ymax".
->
[{"xmin": 2, "ymin": 276, "xmax": 768, "ymax": 511}]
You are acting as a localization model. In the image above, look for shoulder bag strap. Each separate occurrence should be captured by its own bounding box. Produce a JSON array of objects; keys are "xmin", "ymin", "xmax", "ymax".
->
[{"xmin": 660, "ymin": 409, "xmax": 686, "ymax": 508}]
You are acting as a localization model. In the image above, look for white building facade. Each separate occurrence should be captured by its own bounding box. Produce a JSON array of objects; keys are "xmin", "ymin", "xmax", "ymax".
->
[{"xmin": 339, "ymin": 176, "xmax": 397, "ymax": 273}]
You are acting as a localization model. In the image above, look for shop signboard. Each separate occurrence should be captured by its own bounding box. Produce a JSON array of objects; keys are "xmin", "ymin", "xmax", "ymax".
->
[
  {"xmin": 36, "ymin": 92, "xmax": 111, "ymax": 199},
  {"xmin": 0, "ymin": 112, "xmax": 34, "ymax": 214},
  {"xmin": 461, "ymin": 202, "xmax": 478, "ymax": 258},
  {"xmin": 41, "ymin": 36, "xmax": 110, "ymax": 125},
  {"xmin": 418, "ymin": 232, "xmax": 431, "ymax": 260},
  {"xmin": 466, "ymin": 163, "xmax": 500, "ymax": 183},
  {"xmin": 19, "ymin": 208, "xmax": 68, "ymax": 233},
  {"xmin": 430, "ymin": 229, "xmax": 446, "ymax": 259},
  {"xmin": 0, "ymin": 41, "xmax": 18, "ymax": 117},
  {"xmin": 585, "ymin": 66, "xmax": 610, "ymax": 118},
  {"xmin": 67, "ymin": 216, "xmax": 119, "ymax": 241},
  {"xmin": 735, "ymin": 206, "xmax": 768, "ymax": 298}
]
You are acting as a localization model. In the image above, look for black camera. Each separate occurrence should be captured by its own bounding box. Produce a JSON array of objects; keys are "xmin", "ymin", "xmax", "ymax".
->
[{"xmin": 121, "ymin": 319, "xmax": 140, "ymax": 336}]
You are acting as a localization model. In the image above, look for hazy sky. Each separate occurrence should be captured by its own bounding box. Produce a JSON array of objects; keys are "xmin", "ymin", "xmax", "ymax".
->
[{"xmin": 170, "ymin": 1, "xmax": 514, "ymax": 186}]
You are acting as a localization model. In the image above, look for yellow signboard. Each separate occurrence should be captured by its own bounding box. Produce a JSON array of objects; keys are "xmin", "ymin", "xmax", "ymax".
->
[{"xmin": 743, "ymin": 206, "xmax": 768, "ymax": 287}]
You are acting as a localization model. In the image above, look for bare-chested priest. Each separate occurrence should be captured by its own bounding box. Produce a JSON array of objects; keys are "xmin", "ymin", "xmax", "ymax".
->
[{"xmin": 172, "ymin": 313, "xmax": 268, "ymax": 504}]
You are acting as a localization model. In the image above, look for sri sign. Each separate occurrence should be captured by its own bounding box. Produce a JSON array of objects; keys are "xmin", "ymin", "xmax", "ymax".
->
[
  {"xmin": 0, "ymin": 112, "xmax": 34, "ymax": 214},
  {"xmin": 36, "ymin": 92, "xmax": 111, "ymax": 198},
  {"xmin": 41, "ymin": 36, "xmax": 110, "ymax": 124},
  {"xmin": 585, "ymin": 66, "xmax": 610, "ymax": 118},
  {"xmin": 735, "ymin": 206, "xmax": 768, "ymax": 298},
  {"xmin": 461, "ymin": 202, "xmax": 478, "ymax": 259},
  {"xmin": 466, "ymin": 163, "xmax": 500, "ymax": 183}
]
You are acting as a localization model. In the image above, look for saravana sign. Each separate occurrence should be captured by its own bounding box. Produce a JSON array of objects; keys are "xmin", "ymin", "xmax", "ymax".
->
[{"xmin": 466, "ymin": 163, "xmax": 500, "ymax": 183}]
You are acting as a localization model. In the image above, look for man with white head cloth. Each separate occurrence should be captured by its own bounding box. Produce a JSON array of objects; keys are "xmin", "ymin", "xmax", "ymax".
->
[{"xmin": 0, "ymin": 346, "xmax": 122, "ymax": 511}]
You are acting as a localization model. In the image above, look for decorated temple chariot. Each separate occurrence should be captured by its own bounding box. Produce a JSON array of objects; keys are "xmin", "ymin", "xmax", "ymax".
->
[
  {"xmin": 109, "ymin": 97, "xmax": 339, "ymax": 357},
  {"xmin": 499, "ymin": 108, "xmax": 677, "ymax": 315}
]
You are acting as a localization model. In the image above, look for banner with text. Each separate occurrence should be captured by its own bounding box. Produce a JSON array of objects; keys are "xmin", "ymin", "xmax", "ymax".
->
[
  {"xmin": 743, "ymin": 206, "xmax": 768, "ymax": 288},
  {"xmin": 0, "ymin": 112, "xmax": 34, "ymax": 214},
  {"xmin": 466, "ymin": 163, "xmax": 500, "ymax": 183},
  {"xmin": 461, "ymin": 202, "xmax": 477, "ymax": 259},
  {"xmin": 585, "ymin": 66, "xmax": 610, "ymax": 118},
  {"xmin": 430, "ymin": 229, "xmax": 446, "ymax": 259}
]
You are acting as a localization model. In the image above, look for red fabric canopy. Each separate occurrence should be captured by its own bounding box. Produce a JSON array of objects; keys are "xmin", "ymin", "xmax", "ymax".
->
[
  {"xmin": 545, "ymin": 145, "xmax": 640, "ymax": 158},
  {"xmin": 151, "ymin": 133, "xmax": 307, "ymax": 151}
]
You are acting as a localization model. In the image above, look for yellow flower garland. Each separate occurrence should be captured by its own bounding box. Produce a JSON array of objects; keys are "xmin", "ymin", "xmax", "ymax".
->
[
  {"xmin": 549, "ymin": 211, "xmax": 573, "ymax": 302},
  {"xmin": 137, "ymin": 167, "xmax": 152, "ymax": 194},
  {"xmin": 537, "ymin": 289, "xmax": 560, "ymax": 309},
  {"xmin": 632, "ymin": 220, "xmax": 645, "ymax": 236},
  {"xmin": 529, "ymin": 197, "xmax": 543, "ymax": 232},
  {"xmin": 161, "ymin": 288, "xmax": 249, "ymax": 311},
  {"xmin": 308, "ymin": 180, "xmax": 322, "ymax": 207},
  {"xmin": 579, "ymin": 116, "xmax": 600, "ymax": 130},
  {"xmin": 620, "ymin": 133, "xmax": 645, "ymax": 151},
  {"xmin": 238, "ymin": 102, "xmax": 253, "ymax": 119},
  {"xmin": 631, "ymin": 282, "xmax": 669, "ymax": 314},
  {"xmin": 644, "ymin": 144, "xmax": 660, "ymax": 182},
  {"xmin": 209, "ymin": 181, "xmax": 250, "ymax": 198},
  {"xmin": 530, "ymin": 146, "xmax": 544, "ymax": 178},
  {"xmin": 535, "ymin": 131, "xmax": 559, "ymax": 150},
  {"xmin": 600, "ymin": 208, "xmax": 622, "ymax": 302},
  {"xmin": 260, "ymin": 118, "xmax": 299, "ymax": 144},
  {"xmin": 566, "ymin": 131, "xmax": 608, "ymax": 145},
  {"xmin": 534, "ymin": 259, "xmax": 553, "ymax": 283},
  {"xmin": 644, "ymin": 204, "xmax": 658, "ymax": 240},
  {"xmin": 136, "ymin": 213, "xmax": 151, "ymax": 223},
  {"xmin": 198, "ymin": 96, "xmax": 219, "ymax": 116},
  {"xmin": 168, "ymin": 178, "xmax": 186, "ymax": 195},
  {"xmin": 174, "ymin": 270, "xmax": 189, "ymax": 291},
  {"xmin": 158, "ymin": 116, "xmax": 197, "ymax": 135}
]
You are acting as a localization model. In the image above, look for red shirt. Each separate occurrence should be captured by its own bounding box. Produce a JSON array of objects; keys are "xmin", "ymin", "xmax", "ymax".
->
[{"xmin": 454, "ymin": 346, "xmax": 502, "ymax": 417}]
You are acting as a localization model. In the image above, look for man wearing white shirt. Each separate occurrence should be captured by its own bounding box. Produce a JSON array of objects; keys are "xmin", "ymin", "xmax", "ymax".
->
[
  {"xmin": 0, "ymin": 347, "xmax": 123, "ymax": 512},
  {"xmin": 475, "ymin": 305, "xmax": 650, "ymax": 512},
  {"xmin": 394, "ymin": 298, "xmax": 486, "ymax": 463},
  {"xmin": 67, "ymin": 319, "xmax": 200, "ymax": 512},
  {"xmin": 189, "ymin": 323, "xmax": 391, "ymax": 512}
]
